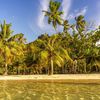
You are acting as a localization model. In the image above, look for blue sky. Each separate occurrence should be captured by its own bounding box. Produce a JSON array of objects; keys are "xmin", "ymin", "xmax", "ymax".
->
[{"xmin": 0, "ymin": 0, "xmax": 100, "ymax": 42}]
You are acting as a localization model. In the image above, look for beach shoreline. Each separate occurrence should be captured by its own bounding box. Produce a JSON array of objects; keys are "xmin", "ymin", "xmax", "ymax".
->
[{"xmin": 0, "ymin": 74, "xmax": 100, "ymax": 83}]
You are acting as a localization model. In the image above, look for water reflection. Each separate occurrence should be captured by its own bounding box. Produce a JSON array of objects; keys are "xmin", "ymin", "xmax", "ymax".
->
[{"xmin": 0, "ymin": 81, "xmax": 100, "ymax": 100}]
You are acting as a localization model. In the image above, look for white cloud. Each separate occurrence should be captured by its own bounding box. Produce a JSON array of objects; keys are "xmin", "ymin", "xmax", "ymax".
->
[
  {"xmin": 37, "ymin": 0, "xmax": 50, "ymax": 29},
  {"xmin": 37, "ymin": 0, "xmax": 88, "ymax": 33},
  {"xmin": 68, "ymin": 6, "xmax": 88, "ymax": 20},
  {"xmin": 67, "ymin": 13, "xmax": 74, "ymax": 20},
  {"xmin": 37, "ymin": 0, "xmax": 62, "ymax": 33},
  {"xmin": 62, "ymin": 0, "xmax": 72, "ymax": 20},
  {"xmin": 76, "ymin": 7, "xmax": 87, "ymax": 16}
]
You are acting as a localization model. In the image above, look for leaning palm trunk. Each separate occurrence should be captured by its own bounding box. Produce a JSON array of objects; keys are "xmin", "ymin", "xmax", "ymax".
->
[{"xmin": 48, "ymin": 57, "xmax": 54, "ymax": 75}]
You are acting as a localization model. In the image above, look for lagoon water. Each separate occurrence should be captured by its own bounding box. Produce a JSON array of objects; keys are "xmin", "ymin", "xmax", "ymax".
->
[{"xmin": 0, "ymin": 81, "xmax": 100, "ymax": 100}]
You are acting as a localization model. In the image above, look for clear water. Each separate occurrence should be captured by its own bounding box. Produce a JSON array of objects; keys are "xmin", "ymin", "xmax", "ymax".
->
[{"xmin": 0, "ymin": 81, "xmax": 100, "ymax": 100}]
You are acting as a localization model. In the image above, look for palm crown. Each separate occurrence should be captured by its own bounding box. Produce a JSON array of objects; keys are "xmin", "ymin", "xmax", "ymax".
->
[{"xmin": 43, "ymin": 0, "xmax": 63, "ymax": 29}]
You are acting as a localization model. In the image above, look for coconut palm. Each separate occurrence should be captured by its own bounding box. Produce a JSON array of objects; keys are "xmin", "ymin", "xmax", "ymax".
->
[
  {"xmin": 75, "ymin": 15, "xmax": 86, "ymax": 32},
  {"xmin": 39, "ymin": 34, "xmax": 72, "ymax": 75},
  {"xmin": 63, "ymin": 20, "xmax": 70, "ymax": 33},
  {"xmin": 0, "ymin": 21, "xmax": 26, "ymax": 75},
  {"xmin": 43, "ymin": 0, "xmax": 63, "ymax": 29}
]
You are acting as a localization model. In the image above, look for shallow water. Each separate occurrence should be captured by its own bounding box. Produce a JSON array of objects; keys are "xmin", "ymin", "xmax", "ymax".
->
[{"xmin": 0, "ymin": 81, "xmax": 100, "ymax": 100}]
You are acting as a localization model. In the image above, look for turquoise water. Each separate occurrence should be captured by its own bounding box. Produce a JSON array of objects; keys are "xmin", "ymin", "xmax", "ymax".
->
[{"xmin": 0, "ymin": 81, "xmax": 100, "ymax": 100}]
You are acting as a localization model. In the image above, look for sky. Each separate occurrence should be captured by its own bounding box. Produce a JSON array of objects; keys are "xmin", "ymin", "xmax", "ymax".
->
[{"xmin": 0, "ymin": 0, "xmax": 100, "ymax": 43}]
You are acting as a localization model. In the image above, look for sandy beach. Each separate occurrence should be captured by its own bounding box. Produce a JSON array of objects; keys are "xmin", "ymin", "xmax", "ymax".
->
[{"xmin": 0, "ymin": 74, "xmax": 100, "ymax": 83}]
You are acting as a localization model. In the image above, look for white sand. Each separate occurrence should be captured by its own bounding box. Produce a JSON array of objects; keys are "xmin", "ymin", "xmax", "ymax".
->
[
  {"xmin": 0, "ymin": 74, "xmax": 100, "ymax": 83},
  {"xmin": 0, "ymin": 74, "xmax": 100, "ymax": 80}
]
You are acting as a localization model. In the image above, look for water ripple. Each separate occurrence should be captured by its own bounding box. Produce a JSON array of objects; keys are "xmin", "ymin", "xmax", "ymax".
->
[{"xmin": 0, "ymin": 81, "xmax": 100, "ymax": 100}]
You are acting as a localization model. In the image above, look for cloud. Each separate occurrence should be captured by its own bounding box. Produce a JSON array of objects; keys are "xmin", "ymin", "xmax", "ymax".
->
[
  {"xmin": 67, "ymin": 6, "xmax": 88, "ymax": 20},
  {"xmin": 37, "ymin": 0, "xmax": 88, "ymax": 33},
  {"xmin": 61, "ymin": 0, "xmax": 72, "ymax": 20},
  {"xmin": 95, "ymin": 1, "xmax": 100, "ymax": 26},
  {"xmin": 37, "ymin": 0, "xmax": 61, "ymax": 34},
  {"xmin": 76, "ymin": 7, "xmax": 87, "ymax": 16},
  {"xmin": 37, "ymin": 0, "xmax": 50, "ymax": 29}
]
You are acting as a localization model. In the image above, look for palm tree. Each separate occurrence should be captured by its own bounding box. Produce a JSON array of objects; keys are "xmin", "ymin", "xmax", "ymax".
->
[
  {"xmin": 39, "ymin": 34, "xmax": 72, "ymax": 75},
  {"xmin": 0, "ymin": 20, "xmax": 26, "ymax": 75},
  {"xmin": 63, "ymin": 20, "xmax": 70, "ymax": 33},
  {"xmin": 43, "ymin": 0, "xmax": 63, "ymax": 30},
  {"xmin": 75, "ymin": 15, "xmax": 86, "ymax": 32}
]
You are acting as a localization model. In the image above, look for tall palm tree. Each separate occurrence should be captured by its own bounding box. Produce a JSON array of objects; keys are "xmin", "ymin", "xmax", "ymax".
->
[
  {"xmin": 0, "ymin": 20, "xmax": 26, "ymax": 75},
  {"xmin": 43, "ymin": 0, "xmax": 63, "ymax": 30},
  {"xmin": 39, "ymin": 34, "xmax": 72, "ymax": 75}
]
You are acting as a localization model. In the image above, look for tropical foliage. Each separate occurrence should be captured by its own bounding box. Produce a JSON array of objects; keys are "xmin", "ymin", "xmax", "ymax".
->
[{"xmin": 0, "ymin": 0, "xmax": 100, "ymax": 75}]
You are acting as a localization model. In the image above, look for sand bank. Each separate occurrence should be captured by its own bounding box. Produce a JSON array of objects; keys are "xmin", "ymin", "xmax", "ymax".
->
[{"xmin": 0, "ymin": 74, "xmax": 100, "ymax": 83}]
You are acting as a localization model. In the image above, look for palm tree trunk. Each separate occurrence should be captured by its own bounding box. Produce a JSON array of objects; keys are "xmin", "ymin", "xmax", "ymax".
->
[
  {"xmin": 74, "ymin": 60, "xmax": 77, "ymax": 73},
  {"xmin": 84, "ymin": 60, "xmax": 87, "ymax": 73},
  {"xmin": 17, "ymin": 67, "xmax": 20, "ymax": 75},
  {"xmin": 24, "ymin": 66, "xmax": 26, "ymax": 75},
  {"xmin": 46, "ymin": 67, "xmax": 48, "ymax": 74},
  {"xmin": 96, "ymin": 65, "xmax": 98, "ymax": 72},
  {"xmin": 12, "ymin": 66, "xmax": 14, "ymax": 75},
  {"xmin": 62, "ymin": 66, "xmax": 65, "ymax": 74},
  {"xmin": 50, "ymin": 57, "xmax": 53, "ymax": 75},
  {"xmin": 72, "ymin": 60, "xmax": 77, "ymax": 73},
  {"xmin": 84, "ymin": 64, "xmax": 87, "ymax": 73},
  {"xmin": 4, "ymin": 63, "xmax": 8, "ymax": 75}
]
